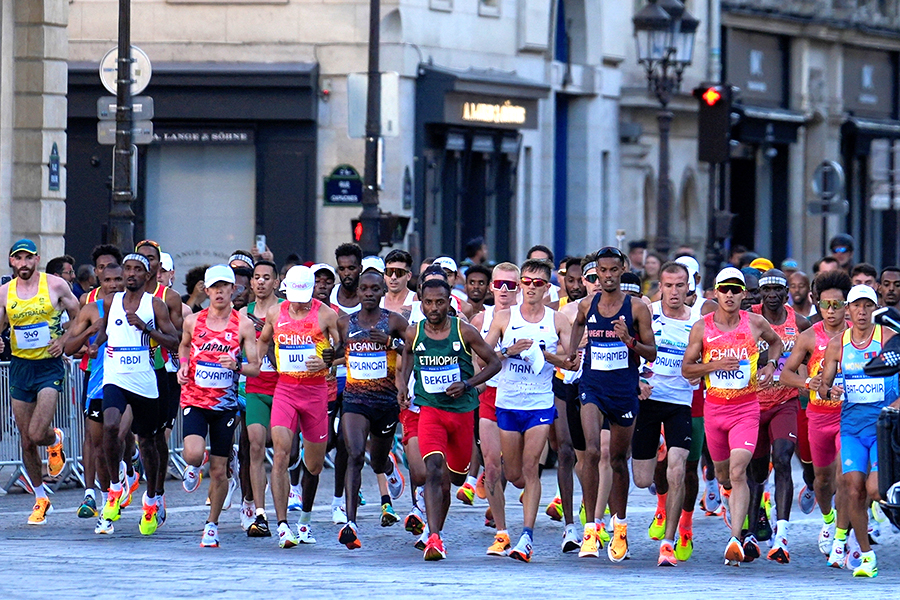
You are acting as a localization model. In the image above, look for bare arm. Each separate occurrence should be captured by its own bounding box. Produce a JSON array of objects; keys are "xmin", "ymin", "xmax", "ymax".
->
[
  {"xmin": 149, "ymin": 297, "xmax": 180, "ymax": 352},
  {"xmin": 629, "ymin": 298, "xmax": 657, "ymax": 362},
  {"xmin": 237, "ymin": 314, "xmax": 261, "ymax": 378},
  {"xmin": 818, "ymin": 336, "xmax": 844, "ymax": 403},
  {"xmin": 256, "ymin": 304, "xmax": 278, "ymax": 366},
  {"xmin": 63, "ymin": 303, "xmax": 100, "ymax": 356},
  {"xmin": 752, "ymin": 314, "xmax": 782, "ymax": 387},
  {"xmin": 567, "ymin": 295, "xmax": 591, "ymax": 361},
  {"xmin": 176, "ymin": 313, "xmax": 197, "ymax": 386},
  {"xmin": 778, "ymin": 329, "xmax": 814, "ymax": 390},
  {"xmin": 546, "ymin": 311, "xmax": 573, "ymax": 368},
  {"xmin": 395, "ymin": 324, "xmax": 416, "ymax": 409},
  {"xmin": 164, "ymin": 287, "xmax": 185, "ymax": 332}
]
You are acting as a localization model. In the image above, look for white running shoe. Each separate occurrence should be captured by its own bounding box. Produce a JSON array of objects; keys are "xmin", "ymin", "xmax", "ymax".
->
[
  {"xmin": 846, "ymin": 530, "xmax": 862, "ymax": 570},
  {"xmin": 240, "ymin": 500, "xmax": 256, "ymax": 531},
  {"xmin": 562, "ymin": 523, "xmax": 582, "ymax": 553},
  {"xmin": 332, "ymin": 504, "xmax": 348, "ymax": 525},
  {"xmin": 386, "ymin": 453, "xmax": 405, "ymax": 500},
  {"xmin": 288, "ymin": 487, "xmax": 302, "ymax": 512},
  {"xmin": 182, "ymin": 466, "xmax": 202, "ymax": 493},
  {"xmin": 297, "ymin": 522, "xmax": 317, "ymax": 544},
  {"xmin": 827, "ymin": 538, "xmax": 846, "ymax": 569},
  {"xmin": 278, "ymin": 522, "xmax": 298, "ymax": 548},
  {"xmin": 818, "ymin": 521, "xmax": 836, "ymax": 556},
  {"xmin": 200, "ymin": 523, "xmax": 219, "ymax": 548},
  {"xmin": 94, "ymin": 517, "xmax": 114, "ymax": 535},
  {"xmin": 222, "ymin": 477, "xmax": 238, "ymax": 511},
  {"xmin": 704, "ymin": 477, "xmax": 721, "ymax": 512}
]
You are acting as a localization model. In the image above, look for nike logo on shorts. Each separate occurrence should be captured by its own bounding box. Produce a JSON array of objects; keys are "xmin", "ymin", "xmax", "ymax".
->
[
  {"xmin": 539, "ymin": 418, "xmax": 551, "ymax": 423},
  {"xmin": 381, "ymin": 423, "xmax": 397, "ymax": 435},
  {"xmin": 744, "ymin": 441, "xmax": 753, "ymax": 446},
  {"xmin": 319, "ymin": 433, "xmax": 328, "ymax": 440}
]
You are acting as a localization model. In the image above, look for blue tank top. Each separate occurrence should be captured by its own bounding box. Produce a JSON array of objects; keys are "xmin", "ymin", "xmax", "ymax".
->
[
  {"xmin": 839, "ymin": 325, "xmax": 898, "ymax": 437},
  {"xmin": 87, "ymin": 301, "xmax": 106, "ymax": 402},
  {"xmin": 581, "ymin": 292, "xmax": 639, "ymax": 398}
]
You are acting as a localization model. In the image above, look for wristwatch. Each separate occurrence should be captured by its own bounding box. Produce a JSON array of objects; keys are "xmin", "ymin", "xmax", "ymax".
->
[
  {"xmin": 804, "ymin": 377, "xmax": 812, "ymax": 389},
  {"xmin": 500, "ymin": 347, "xmax": 509, "ymax": 358},
  {"xmin": 767, "ymin": 358, "xmax": 778, "ymax": 368}
]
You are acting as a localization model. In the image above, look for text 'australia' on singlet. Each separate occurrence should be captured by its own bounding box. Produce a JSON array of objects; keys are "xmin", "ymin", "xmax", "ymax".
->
[
  {"xmin": 648, "ymin": 301, "xmax": 700, "ymax": 407},
  {"xmin": 839, "ymin": 325, "xmax": 898, "ymax": 436},
  {"xmin": 181, "ymin": 309, "xmax": 242, "ymax": 411},
  {"xmin": 581, "ymin": 292, "xmax": 639, "ymax": 398},
  {"xmin": 244, "ymin": 299, "xmax": 283, "ymax": 396},
  {"xmin": 807, "ymin": 321, "xmax": 841, "ymax": 414},
  {"xmin": 273, "ymin": 299, "xmax": 330, "ymax": 385},
  {"xmin": 103, "ymin": 292, "xmax": 157, "ymax": 398},
  {"xmin": 702, "ymin": 310, "xmax": 758, "ymax": 405},
  {"xmin": 6, "ymin": 272, "xmax": 62, "ymax": 360},
  {"xmin": 343, "ymin": 309, "xmax": 398, "ymax": 408},
  {"xmin": 752, "ymin": 304, "xmax": 800, "ymax": 409},
  {"xmin": 496, "ymin": 306, "xmax": 558, "ymax": 411},
  {"xmin": 412, "ymin": 317, "xmax": 477, "ymax": 413}
]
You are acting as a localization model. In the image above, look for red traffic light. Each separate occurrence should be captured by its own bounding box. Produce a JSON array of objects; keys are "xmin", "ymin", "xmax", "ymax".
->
[
  {"xmin": 353, "ymin": 220, "xmax": 364, "ymax": 242},
  {"xmin": 702, "ymin": 87, "xmax": 722, "ymax": 106}
]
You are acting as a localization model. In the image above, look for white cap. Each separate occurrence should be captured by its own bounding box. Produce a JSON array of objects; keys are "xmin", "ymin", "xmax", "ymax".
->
[
  {"xmin": 434, "ymin": 256, "xmax": 458, "ymax": 273},
  {"xmin": 715, "ymin": 267, "xmax": 745, "ymax": 286},
  {"xmin": 675, "ymin": 256, "xmax": 701, "ymax": 292},
  {"xmin": 310, "ymin": 263, "xmax": 336, "ymax": 278},
  {"xmin": 204, "ymin": 264, "xmax": 236, "ymax": 287},
  {"xmin": 159, "ymin": 252, "xmax": 174, "ymax": 272},
  {"xmin": 847, "ymin": 284, "xmax": 878, "ymax": 305},
  {"xmin": 282, "ymin": 265, "xmax": 315, "ymax": 303},
  {"xmin": 361, "ymin": 255, "xmax": 385, "ymax": 274}
]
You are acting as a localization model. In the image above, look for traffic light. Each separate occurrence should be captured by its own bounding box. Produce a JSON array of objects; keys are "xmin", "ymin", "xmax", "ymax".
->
[
  {"xmin": 352, "ymin": 219, "xmax": 364, "ymax": 243},
  {"xmin": 350, "ymin": 214, "xmax": 411, "ymax": 247},
  {"xmin": 693, "ymin": 83, "xmax": 732, "ymax": 164}
]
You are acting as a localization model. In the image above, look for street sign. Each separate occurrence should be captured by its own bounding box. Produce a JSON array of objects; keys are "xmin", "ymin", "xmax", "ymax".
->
[
  {"xmin": 324, "ymin": 164, "xmax": 363, "ymax": 205},
  {"xmin": 99, "ymin": 46, "xmax": 152, "ymax": 96},
  {"xmin": 97, "ymin": 96, "xmax": 154, "ymax": 120},
  {"xmin": 811, "ymin": 160, "xmax": 844, "ymax": 200},
  {"xmin": 347, "ymin": 72, "xmax": 400, "ymax": 138},
  {"xmin": 807, "ymin": 200, "xmax": 849, "ymax": 216},
  {"xmin": 97, "ymin": 121, "xmax": 154, "ymax": 145}
]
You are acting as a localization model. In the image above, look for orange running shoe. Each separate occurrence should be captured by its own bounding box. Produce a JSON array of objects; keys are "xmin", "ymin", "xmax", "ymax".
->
[
  {"xmin": 608, "ymin": 519, "xmax": 628, "ymax": 562},
  {"xmin": 658, "ymin": 541, "xmax": 677, "ymax": 567},
  {"xmin": 475, "ymin": 472, "xmax": 486, "ymax": 499},
  {"xmin": 47, "ymin": 428, "xmax": 65, "ymax": 477},
  {"xmin": 27, "ymin": 497, "xmax": 53, "ymax": 525}
]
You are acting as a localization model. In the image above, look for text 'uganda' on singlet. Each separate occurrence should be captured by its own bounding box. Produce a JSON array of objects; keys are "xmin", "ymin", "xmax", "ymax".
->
[
  {"xmin": 702, "ymin": 310, "xmax": 758, "ymax": 405},
  {"xmin": 496, "ymin": 305, "xmax": 558, "ymax": 411},
  {"xmin": 839, "ymin": 325, "xmax": 899, "ymax": 437},
  {"xmin": 412, "ymin": 316, "xmax": 477, "ymax": 413},
  {"xmin": 648, "ymin": 301, "xmax": 700, "ymax": 406},
  {"xmin": 103, "ymin": 291, "xmax": 157, "ymax": 398},
  {"xmin": 181, "ymin": 309, "xmax": 242, "ymax": 411},
  {"xmin": 6, "ymin": 272, "xmax": 62, "ymax": 360},
  {"xmin": 807, "ymin": 321, "xmax": 840, "ymax": 414},
  {"xmin": 581, "ymin": 292, "xmax": 639, "ymax": 398},
  {"xmin": 752, "ymin": 304, "xmax": 800, "ymax": 410},
  {"xmin": 273, "ymin": 299, "xmax": 330, "ymax": 385},
  {"xmin": 343, "ymin": 309, "xmax": 398, "ymax": 409}
]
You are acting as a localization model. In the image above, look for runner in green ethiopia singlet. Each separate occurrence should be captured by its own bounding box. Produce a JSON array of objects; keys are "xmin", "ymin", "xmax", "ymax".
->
[{"xmin": 412, "ymin": 316, "xmax": 478, "ymax": 412}]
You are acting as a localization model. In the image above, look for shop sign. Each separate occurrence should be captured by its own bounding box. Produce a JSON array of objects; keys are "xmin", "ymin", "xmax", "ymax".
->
[{"xmin": 444, "ymin": 93, "xmax": 539, "ymax": 129}]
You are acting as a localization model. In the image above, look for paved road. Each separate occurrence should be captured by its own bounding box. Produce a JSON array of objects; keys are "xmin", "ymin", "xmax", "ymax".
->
[{"xmin": 0, "ymin": 461, "xmax": 897, "ymax": 599}]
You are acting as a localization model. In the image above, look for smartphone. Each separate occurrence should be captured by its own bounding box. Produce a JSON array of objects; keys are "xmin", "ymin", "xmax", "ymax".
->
[{"xmin": 255, "ymin": 234, "xmax": 266, "ymax": 255}]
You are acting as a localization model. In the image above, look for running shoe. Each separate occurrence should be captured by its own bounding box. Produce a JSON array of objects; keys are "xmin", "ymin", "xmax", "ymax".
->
[
  {"xmin": 545, "ymin": 496, "xmax": 563, "ymax": 522},
  {"xmin": 598, "ymin": 520, "xmax": 610, "ymax": 546},
  {"xmin": 102, "ymin": 488, "xmax": 125, "ymax": 522},
  {"xmin": 222, "ymin": 477, "xmax": 238, "ymax": 511},
  {"xmin": 122, "ymin": 471, "xmax": 140, "ymax": 509},
  {"xmin": 853, "ymin": 553, "xmax": 877, "ymax": 578},
  {"xmin": 139, "ymin": 495, "xmax": 159, "ymax": 535},
  {"xmin": 755, "ymin": 510, "xmax": 773, "ymax": 542},
  {"xmin": 767, "ymin": 534, "xmax": 790, "ymax": 564},
  {"xmin": 561, "ymin": 524, "xmax": 581, "ymax": 553},
  {"xmin": 456, "ymin": 482, "xmax": 476, "ymax": 505},
  {"xmin": 386, "ymin": 453, "xmax": 405, "ymax": 500},
  {"xmin": 648, "ymin": 510, "xmax": 666, "ymax": 540},
  {"xmin": 240, "ymin": 500, "xmax": 256, "ymax": 531},
  {"xmin": 405, "ymin": 506, "xmax": 426, "ymax": 535},
  {"xmin": 703, "ymin": 474, "xmax": 721, "ymax": 513},
  {"xmin": 157, "ymin": 493, "xmax": 167, "ymax": 528},
  {"xmin": 674, "ymin": 526, "xmax": 693, "ymax": 562},
  {"xmin": 475, "ymin": 472, "xmax": 486, "ymax": 499},
  {"xmin": 27, "ymin": 498, "xmax": 52, "ymax": 525},
  {"xmin": 381, "ymin": 503, "xmax": 400, "ymax": 527},
  {"xmin": 248, "ymin": 514, "xmax": 272, "ymax": 537},
  {"xmin": 94, "ymin": 517, "xmax": 114, "ymax": 535},
  {"xmin": 288, "ymin": 487, "xmax": 302, "ymax": 512},
  {"xmin": 339, "ymin": 522, "xmax": 361, "ymax": 549},
  {"xmin": 658, "ymin": 541, "xmax": 677, "ymax": 567},
  {"xmin": 845, "ymin": 530, "xmax": 862, "ymax": 570},
  {"xmin": 578, "ymin": 526, "xmax": 600, "ymax": 558},
  {"xmin": 200, "ymin": 523, "xmax": 219, "ymax": 548},
  {"xmin": 297, "ymin": 522, "xmax": 317, "ymax": 544},
  {"xmin": 818, "ymin": 521, "xmax": 835, "ymax": 556},
  {"xmin": 724, "ymin": 536, "xmax": 744, "ymax": 566},
  {"xmin": 798, "ymin": 485, "xmax": 816, "ymax": 515},
  {"xmin": 78, "ymin": 494, "xmax": 98, "ymax": 519},
  {"xmin": 278, "ymin": 522, "xmax": 298, "ymax": 548},
  {"xmin": 578, "ymin": 502, "xmax": 586, "ymax": 527},
  {"xmin": 358, "ymin": 490, "xmax": 367, "ymax": 506},
  {"xmin": 484, "ymin": 506, "xmax": 495, "ymax": 529},
  {"xmin": 182, "ymin": 466, "xmax": 202, "ymax": 493},
  {"xmin": 720, "ymin": 486, "xmax": 732, "ymax": 529},
  {"xmin": 827, "ymin": 538, "xmax": 846, "ymax": 569},
  {"xmin": 741, "ymin": 534, "xmax": 760, "ymax": 563},
  {"xmin": 47, "ymin": 428, "xmax": 65, "ymax": 478},
  {"xmin": 608, "ymin": 519, "xmax": 628, "ymax": 563},
  {"xmin": 414, "ymin": 530, "xmax": 428, "ymax": 551},
  {"xmin": 332, "ymin": 504, "xmax": 348, "ymax": 525},
  {"xmin": 487, "ymin": 531, "xmax": 511, "ymax": 556},
  {"xmin": 509, "ymin": 534, "xmax": 533, "ymax": 563},
  {"xmin": 423, "ymin": 533, "xmax": 446, "ymax": 561}
]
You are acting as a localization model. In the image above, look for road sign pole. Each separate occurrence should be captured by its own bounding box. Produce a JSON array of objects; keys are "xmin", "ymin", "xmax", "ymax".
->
[
  {"xmin": 359, "ymin": 0, "xmax": 382, "ymax": 256},
  {"xmin": 109, "ymin": 0, "xmax": 134, "ymax": 255}
]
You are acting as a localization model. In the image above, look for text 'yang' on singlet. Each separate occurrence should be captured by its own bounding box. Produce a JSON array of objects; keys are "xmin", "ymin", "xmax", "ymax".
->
[
  {"xmin": 343, "ymin": 309, "xmax": 398, "ymax": 408},
  {"xmin": 702, "ymin": 310, "xmax": 758, "ymax": 405},
  {"xmin": 648, "ymin": 301, "xmax": 700, "ymax": 407},
  {"xmin": 412, "ymin": 317, "xmax": 477, "ymax": 413},
  {"xmin": 103, "ymin": 291, "xmax": 157, "ymax": 398},
  {"xmin": 181, "ymin": 309, "xmax": 242, "ymax": 411},
  {"xmin": 244, "ymin": 299, "xmax": 283, "ymax": 396},
  {"xmin": 752, "ymin": 304, "xmax": 799, "ymax": 409},
  {"xmin": 273, "ymin": 299, "xmax": 330, "ymax": 385},
  {"xmin": 580, "ymin": 292, "xmax": 639, "ymax": 398},
  {"xmin": 6, "ymin": 272, "xmax": 62, "ymax": 360},
  {"xmin": 839, "ymin": 325, "xmax": 898, "ymax": 437},
  {"xmin": 496, "ymin": 306, "xmax": 558, "ymax": 411}
]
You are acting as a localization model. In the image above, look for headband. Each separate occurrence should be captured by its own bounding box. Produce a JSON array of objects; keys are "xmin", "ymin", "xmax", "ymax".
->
[
  {"xmin": 582, "ymin": 261, "xmax": 597, "ymax": 274},
  {"xmin": 229, "ymin": 253, "xmax": 255, "ymax": 268},
  {"xmin": 123, "ymin": 253, "xmax": 150, "ymax": 272},
  {"xmin": 621, "ymin": 283, "xmax": 641, "ymax": 294},
  {"xmin": 759, "ymin": 276, "xmax": 787, "ymax": 288}
]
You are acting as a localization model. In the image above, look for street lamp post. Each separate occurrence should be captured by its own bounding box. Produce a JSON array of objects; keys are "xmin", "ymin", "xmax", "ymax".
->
[{"xmin": 633, "ymin": 0, "xmax": 698, "ymax": 257}]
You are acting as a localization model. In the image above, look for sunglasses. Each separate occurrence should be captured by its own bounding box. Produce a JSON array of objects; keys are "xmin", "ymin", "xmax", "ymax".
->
[
  {"xmin": 715, "ymin": 284, "xmax": 745, "ymax": 295},
  {"xmin": 832, "ymin": 246, "xmax": 850, "ymax": 254},
  {"xmin": 584, "ymin": 273, "xmax": 599, "ymax": 284},
  {"xmin": 135, "ymin": 239, "xmax": 160, "ymax": 251},
  {"xmin": 384, "ymin": 267, "xmax": 409, "ymax": 278},
  {"xmin": 520, "ymin": 276, "xmax": 548, "ymax": 287},
  {"xmin": 596, "ymin": 246, "xmax": 626, "ymax": 261},
  {"xmin": 818, "ymin": 299, "xmax": 846, "ymax": 311},
  {"xmin": 491, "ymin": 279, "xmax": 518, "ymax": 291}
]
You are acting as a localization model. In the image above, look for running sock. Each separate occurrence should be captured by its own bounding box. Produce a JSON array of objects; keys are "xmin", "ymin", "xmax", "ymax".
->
[
  {"xmin": 614, "ymin": 516, "xmax": 627, "ymax": 526},
  {"xmin": 823, "ymin": 508, "xmax": 836, "ymax": 524},
  {"xmin": 291, "ymin": 484, "xmax": 302, "ymax": 496},
  {"xmin": 33, "ymin": 484, "xmax": 49, "ymax": 500},
  {"xmin": 55, "ymin": 430, "xmax": 62, "ymax": 446},
  {"xmin": 85, "ymin": 488, "xmax": 96, "ymax": 500},
  {"xmin": 523, "ymin": 527, "xmax": 534, "ymax": 540},
  {"xmin": 145, "ymin": 493, "xmax": 157, "ymax": 506},
  {"xmin": 861, "ymin": 550, "xmax": 875, "ymax": 559},
  {"xmin": 776, "ymin": 519, "xmax": 789, "ymax": 539},
  {"xmin": 299, "ymin": 510, "xmax": 312, "ymax": 525},
  {"xmin": 497, "ymin": 529, "xmax": 508, "ymax": 536},
  {"xmin": 110, "ymin": 482, "xmax": 123, "ymax": 493},
  {"xmin": 680, "ymin": 509, "xmax": 693, "ymax": 529},
  {"xmin": 332, "ymin": 495, "xmax": 343, "ymax": 507},
  {"xmin": 381, "ymin": 495, "xmax": 391, "ymax": 506},
  {"xmin": 256, "ymin": 508, "xmax": 267, "ymax": 518},
  {"xmin": 662, "ymin": 539, "xmax": 675, "ymax": 548},
  {"xmin": 278, "ymin": 520, "xmax": 288, "ymax": 527},
  {"xmin": 656, "ymin": 492, "xmax": 667, "ymax": 513},
  {"xmin": 835, "ymin": 527, "xmax": 848, "ymax": 542},
  {"xmin": 465, "ymin": 475, "xmax": 478, "ymax": 488}
]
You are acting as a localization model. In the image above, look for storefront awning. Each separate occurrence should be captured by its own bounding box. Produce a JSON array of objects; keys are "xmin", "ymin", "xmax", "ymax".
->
[
  {"xmin": 841, "ymin": 116, "xmax": 900, "ymax": 156},
  {"xmin": 732, "ymin": 104, "xmax": 809, "ymax": 145}
]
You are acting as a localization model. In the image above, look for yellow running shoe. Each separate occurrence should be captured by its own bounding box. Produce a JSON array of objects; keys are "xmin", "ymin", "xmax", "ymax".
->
[
  {"xmin": 578, "ymin": 526, "xmax": 600, "ymax": 558},
  {"xmin": 648, "ymin": 511, "xmax": 666, "ymax": 540},
  {"xmin": 598, "ymin": 521, "xmax": 610, "ymax": 546},
  {"xmin": 486, "ymin": 532, "xmax": 511, "ymax": 556},
  {"xmin": 545, "ymin": 497, "xmax": 563, "ymax": 522},
  {"xmin": 102, "ymin": 488, "xmax": 126, "ymax": 522},
  {"xmin": 853, "ymin": 553, "xmax": 877, "ymax": 578},
  {"xmin": 28, "ymin": 497, "xmax": 53, "ymax": 525},
  {"xmin": 674, "ymin": 526, "xmax": 693, "ymax": 562},
  {"xmin": 456, "ymin": 482, "xmax": 475, "ymax": 505},
  {"xmin": 578, "ymin": 502, "xmax": 586, "ymax": 526},
  {"xmin": 608, "ymin": 520, "xmax": 628, "ymax": 562},
  {"xmin": 47, "ymin": 428, "xmax": 65, "ymax": 478},
  {"xmin": 139, "ymin": 496, "xmax": 159, "ymax": 535}
]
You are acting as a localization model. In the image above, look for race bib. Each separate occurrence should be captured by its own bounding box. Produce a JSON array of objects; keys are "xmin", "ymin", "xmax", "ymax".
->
[
  {"xmin": 14, "ymin": 322, "xmax": 51, "ymax": 350},
  {"xmin": 590, "ymin": 341, "xmax": 629, "ymax": 371},
  {"xmin": 260, "ymin": 354, "xmax": 276, "ymax": 373},
  {"xmin": 772, "ymin": 356, "xmax": 787, "ymax": 382},
  {"xmin": 109, "ymin": 346, "xmax": 150, "ymax": 374},
  {"xmin": 348, "ymin": 351, "xmax": 388, "ymax": 380},
  {"xmin": 194, "ymin": 360, "xmax": 233, "ymax": 389},
  {"xmin": 708, "ymin": 361, "xmax": 752, "ymax": 390},
  {"xmin": 652, "ymin": 346, "xmax": 684, "ymax": 377},
  {"xmin": 421, "ymin": 364, "xmax": 461, "ymax": 394},
  {"xmin": 278, "ymin": 344, "xmax": 317, "ymax": 373},
  {"xmin": 843, "ymin": 375, "xmax": 885, "ymax": 404}
]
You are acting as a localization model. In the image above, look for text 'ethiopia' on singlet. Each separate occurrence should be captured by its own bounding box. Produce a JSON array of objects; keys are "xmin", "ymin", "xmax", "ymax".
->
[
  {"xmin": 412, "ymin": 316, "xmax": 477, "ymax": 413},
  {"xmin": 344, "ymin": 309, "xmax": 398, "ymax": 408}
]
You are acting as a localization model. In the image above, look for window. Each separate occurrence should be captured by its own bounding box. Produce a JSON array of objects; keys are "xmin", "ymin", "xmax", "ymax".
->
[
  {"xmin": 479, "ymin": 0, "xmax": 501, "ymax": 18},
  {"xmin": 430, "ymin": 0, "xmax": 453, "ymax": 12}
]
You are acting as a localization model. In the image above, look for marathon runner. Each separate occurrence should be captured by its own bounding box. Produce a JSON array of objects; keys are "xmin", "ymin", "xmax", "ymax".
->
[
  {"xmin": 335, "ymin": 271, "xmax": 409, "ymax": 548},
  {"xmin": 483, "ymin": 258, "xmax": 572, "ymax": 562},
  {"xmin": 817, "ymin": 284, "xmax": 899, "ymax": 577},
  {"xmin": 0, "ymin": 239, "xmax": 80, "ymax": 525},
  {"xmin": 381, "ymin": 249, "xmax": 415, "ymax": 316},
  {"xmin": 397, "ymin": 279, "xmax": 501, "ymax": 560},
  {"xmin": 682, "ymin": 267, "xmax": 782, "ymax": 566},
  {"xmin": 567, "ymin": 246, "xmax": 656, "ymax": 562},
  {"xmin": 879, "ymin": 267, "xmax": 900, "ymax": 309},
  {"xmin": 789, "ymin": 271, "xmax": 816, "ymax": 318},
  {"xmin": 178, "ymin": 265, "xmax": 260, "ymax": 547},
  {"xmin": 465, "ymin": 265, "xmax": 492, "ymax": 315},
  {"xmin": 257, "ymin": 265, "xmax": 340, "ymax": 548}
]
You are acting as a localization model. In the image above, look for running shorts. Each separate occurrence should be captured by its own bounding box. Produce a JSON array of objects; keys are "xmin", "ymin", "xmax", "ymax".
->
[
  {"xmin": 182, "ymin": 406, "xmax": 238, "ymax": 457},
  {"xmin": 418, "ymin": 405, "xmax": 475, "ymax": 474}
]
